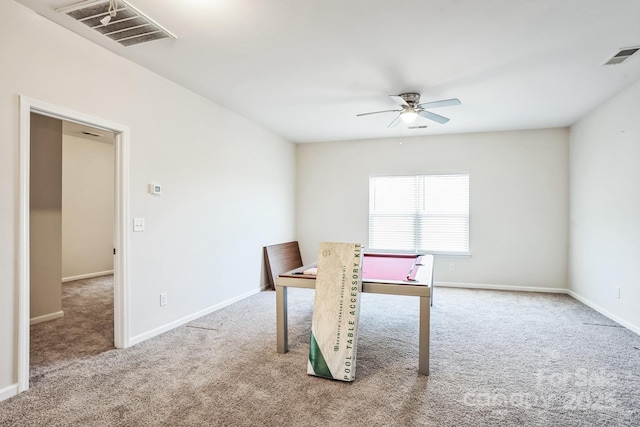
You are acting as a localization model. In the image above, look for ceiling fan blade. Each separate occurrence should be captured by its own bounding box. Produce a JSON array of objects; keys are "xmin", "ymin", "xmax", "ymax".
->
[
  {"xmin": 417, "ymin": 98, "xmax": 461, "ymax": 109},
  {"xmin": 389, "ymin": 95, "xmax": 409, "ymax": 107},
  {"xmin": 387, "ymin": 114, "xmax": 402, "ymax": 128},
  {"xmin": 356, "ymin": 109, "xmax": 401, "ymax": 117},
  {"xmin": 418, "ymin": 110, "xmax": 450, "ymax": 124}
]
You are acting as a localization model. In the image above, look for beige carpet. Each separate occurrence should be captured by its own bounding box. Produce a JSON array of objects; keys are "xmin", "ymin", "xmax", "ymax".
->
[
  {"xmin": 30, "ymin": 275, "xmax": 114, "ymax": 383},
  {"xmin": 2, "ymin": 282, "xmax": 640, "ymax": 426}
]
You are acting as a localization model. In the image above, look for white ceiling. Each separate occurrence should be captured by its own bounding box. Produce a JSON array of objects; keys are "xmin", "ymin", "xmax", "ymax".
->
[{"xmin": 16, "ymin": 0, "xmax": 640, "ymax": 143}]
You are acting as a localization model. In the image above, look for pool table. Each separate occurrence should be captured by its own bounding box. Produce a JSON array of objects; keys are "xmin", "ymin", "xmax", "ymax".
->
[{"xmin": 276, "ymin": 252, "xmax": 433, "ymax": 375}]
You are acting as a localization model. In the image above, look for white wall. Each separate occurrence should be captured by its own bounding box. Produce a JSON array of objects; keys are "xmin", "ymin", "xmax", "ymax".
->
[
  {"xmin": 569, "ymin": 80, "xmax": 640, "ymax": 334},
  {"xmin": 0, "ymin": 1, "xmax": 295, "ymax": 397},
  {"xmin": 62, "ymin": 133, "xmax": 115, "ymax": 280},
  {"xmin": 29, "ymin": 113, "xmax": 63, "ymax": 323},
  {"xmin": 296, "ymin": 129, "xmax": 569, "ymax": 289}
]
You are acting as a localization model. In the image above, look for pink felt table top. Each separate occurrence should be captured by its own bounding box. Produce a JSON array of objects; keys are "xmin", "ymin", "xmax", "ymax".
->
[{"xmin": 362, "ymin": 253, "xmax": 423, "ymax": 282}]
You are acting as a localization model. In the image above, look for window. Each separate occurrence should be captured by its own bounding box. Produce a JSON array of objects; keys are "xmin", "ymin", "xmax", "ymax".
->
[{"xmin": 369, "ymin": 174, "xmax": 469, "ymax": 254}]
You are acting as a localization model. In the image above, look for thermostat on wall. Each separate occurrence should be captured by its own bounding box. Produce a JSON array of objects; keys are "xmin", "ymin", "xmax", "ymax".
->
[{"xmin": 149, "ymin": 183, "xmax": 162, "ymax": 195}]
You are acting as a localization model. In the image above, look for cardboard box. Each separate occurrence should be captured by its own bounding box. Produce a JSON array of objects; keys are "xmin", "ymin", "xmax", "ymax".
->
[{"xmin": 308, "ymin": 242, "xmax": 363, "ymax": 381}]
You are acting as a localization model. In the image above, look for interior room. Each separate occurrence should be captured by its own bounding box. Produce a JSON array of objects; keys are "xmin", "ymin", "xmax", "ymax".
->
[
  {"xmin": 1, "ymin": 0, "xmax": 639, "ymax": 425},
  {"xmin": 30, "ymin": 117, "xmax": 116, "ymax": 381}
]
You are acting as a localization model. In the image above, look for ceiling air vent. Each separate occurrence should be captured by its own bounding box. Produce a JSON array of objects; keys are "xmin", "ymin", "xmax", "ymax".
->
[
  {"xmin": 56, "ymin": 0, "xmax": 176, "ymax": 47},
  {"xmin": 602, "ymin": 47, "xmax": 640, "ymax": 66}
]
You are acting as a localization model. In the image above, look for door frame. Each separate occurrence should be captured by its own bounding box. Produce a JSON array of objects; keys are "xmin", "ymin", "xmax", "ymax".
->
[{"xmin": 18, "ymin": 96, "xmax": 130, "ymax": 393}]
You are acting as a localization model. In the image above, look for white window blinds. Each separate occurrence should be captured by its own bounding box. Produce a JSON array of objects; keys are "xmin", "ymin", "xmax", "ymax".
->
[{"xmin": 369, "ymin": 174, "xmax": 469, "ymax": 254}]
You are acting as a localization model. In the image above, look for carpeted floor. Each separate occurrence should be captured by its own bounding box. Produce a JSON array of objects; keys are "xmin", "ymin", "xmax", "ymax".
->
[
  {"xmin": 2, "ymin": 282, "xmax": 640, "ymax": 426},
  {"xmin": 30, "ymin": 275, "xmax": 115, "ymax": 384}
]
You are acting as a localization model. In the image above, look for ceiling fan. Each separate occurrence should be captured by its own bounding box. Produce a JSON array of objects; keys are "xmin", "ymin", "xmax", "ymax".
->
[{"xmin": 357, "ymin": 93, "xmax": 461, "ymax": 128}]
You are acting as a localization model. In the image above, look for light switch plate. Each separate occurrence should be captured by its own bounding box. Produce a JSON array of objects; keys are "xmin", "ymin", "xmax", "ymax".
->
[{"xmin": 133, "ymin": 217, "xmax": 145, "ymax": 232}]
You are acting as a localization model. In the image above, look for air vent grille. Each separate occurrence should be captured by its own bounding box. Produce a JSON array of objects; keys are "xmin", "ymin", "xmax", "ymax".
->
[
  {"xmin": 57, "ymin": 0, "xmax": 176, "ymax": 47},
  {"xmin": 602, "ymin": 47, "xmax": 640, "ymax": 66}
]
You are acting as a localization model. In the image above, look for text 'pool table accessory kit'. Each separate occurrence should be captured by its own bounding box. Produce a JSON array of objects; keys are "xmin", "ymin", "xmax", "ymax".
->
[{"xmin": 308, "ymin": 242, "xmax": 363, "ymax": 381}]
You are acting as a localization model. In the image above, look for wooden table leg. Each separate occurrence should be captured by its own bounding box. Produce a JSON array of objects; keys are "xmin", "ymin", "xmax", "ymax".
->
[
  {"xmin": 276, "ymin": 285, "xmax": 288, "ymax": 353},
  {"xmin": 418, "ymin": 294, "xmax": 430, "ymax": 376}
]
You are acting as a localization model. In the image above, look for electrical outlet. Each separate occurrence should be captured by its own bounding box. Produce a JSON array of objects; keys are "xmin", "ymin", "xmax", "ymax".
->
[
  {"xmin": 449, "ymin": 262, "xmax": 455, "ymax": 271},
  {"xmin": 160, "ymin": 293, "xmax": 167, "ymax": 306}
]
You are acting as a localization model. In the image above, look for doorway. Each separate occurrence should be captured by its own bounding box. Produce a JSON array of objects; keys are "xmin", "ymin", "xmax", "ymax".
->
[
  {"xmin": 29, "ymin": 117, "xmax": 116, "ymax": 381},
  {"xmin": 18, "ymin": 96, "xmax": 130, "ymax": 393}
]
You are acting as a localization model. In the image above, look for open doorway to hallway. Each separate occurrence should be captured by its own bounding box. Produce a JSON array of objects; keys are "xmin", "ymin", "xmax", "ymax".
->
[
  {"xmin": 29, "ymin": 116, "xmax": 116, "ymax": 383},
  {"xmin": 19, "ymin": 95, "xmax": 130, "ymax": 394}
]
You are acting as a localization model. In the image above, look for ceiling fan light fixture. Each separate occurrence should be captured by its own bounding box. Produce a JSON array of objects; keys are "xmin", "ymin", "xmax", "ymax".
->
[
  {"xmin": 357, "ymin": 93, "xmax": 460, "ymax": 127},
  {"xmin": 400, "ymin": 110, "xmax": 418, "ymax": 123}
]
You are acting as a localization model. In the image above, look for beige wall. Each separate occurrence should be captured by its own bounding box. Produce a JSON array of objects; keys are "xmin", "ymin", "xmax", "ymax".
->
[
  {"xmin": 62, "ymin": 133, "xmax": 115, "ymax": 280},
  {"xmin": 296, "ymin": 128, "xmax": 569, "ymax": 289},
  {"xmin": 29, "ymin": 113, "xmax": 63, "ymax": 322},
  {"xmin": 569, "ymin": 78, "xmax": 640, "ymax": 334},
  {"xmin": 1, "ymin": 1, "xmax": 296, "ymax": 396}
]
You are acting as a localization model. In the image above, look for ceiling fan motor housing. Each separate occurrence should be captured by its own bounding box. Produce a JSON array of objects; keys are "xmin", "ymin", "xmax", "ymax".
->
[{"xmin": 400, "ymin": 92, "xmax": 421, "ymax": 106}]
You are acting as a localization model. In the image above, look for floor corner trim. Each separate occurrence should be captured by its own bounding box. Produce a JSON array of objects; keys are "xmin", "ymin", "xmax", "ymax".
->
[{"xmin": 0, "ymin": 383, "xmax": 18, "ymax": 403}]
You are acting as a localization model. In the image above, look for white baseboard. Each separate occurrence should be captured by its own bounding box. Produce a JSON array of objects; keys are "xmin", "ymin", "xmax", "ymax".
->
[
  {"xmin": 62, "ymin": 270, "xmax": 114, "ymax": 283},
  {"xmin": 435, "ymin": 281, "xmax": 568, "ymax": 294},
  {"xmin": 0, "ymin": 383, "xmax": 18, "ymax": 402},
  {"xmin": 567, "ymin": 290, "xmax": 640, "ymax": 336},
  {"xmin": 30, "ymin": 310, "xmax": 64, "ymax": 325},
  {"xmin": 129, "ymin": 287, "xmax": 263, "ymax": 346}
]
